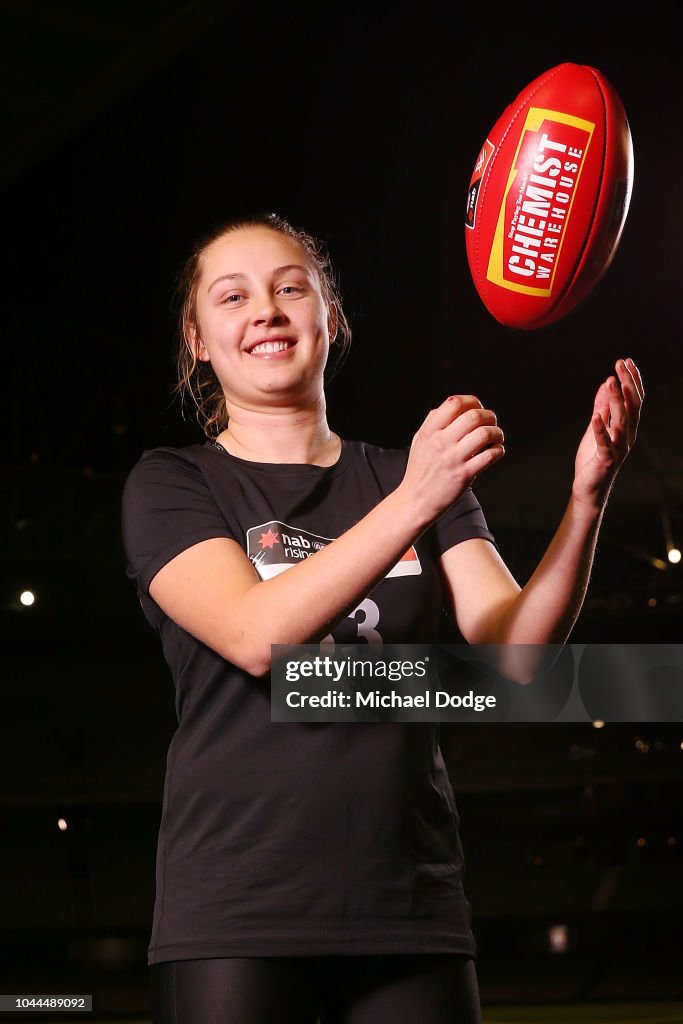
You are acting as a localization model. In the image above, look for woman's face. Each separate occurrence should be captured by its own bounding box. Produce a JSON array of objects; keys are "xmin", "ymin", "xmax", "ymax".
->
[{"xmin": 193, "ymin": 226, "xmax": 335, "ymax": 411}]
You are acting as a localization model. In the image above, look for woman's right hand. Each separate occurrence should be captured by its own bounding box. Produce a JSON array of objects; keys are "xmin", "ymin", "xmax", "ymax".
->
[{"xmin": 399, "ymin": 395, "xmax": 505, "ymax": 526}]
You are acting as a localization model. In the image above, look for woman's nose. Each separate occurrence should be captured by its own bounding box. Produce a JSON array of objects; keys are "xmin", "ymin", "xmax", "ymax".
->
[{"xmin": 252, "ymin": 296, "xmax": 286, "ymax": 325}]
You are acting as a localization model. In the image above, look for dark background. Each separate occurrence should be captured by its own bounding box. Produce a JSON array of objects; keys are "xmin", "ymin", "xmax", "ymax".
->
[{"xmin": 1, "ymin": 1, "xmax": 682, "ymax": 1018}]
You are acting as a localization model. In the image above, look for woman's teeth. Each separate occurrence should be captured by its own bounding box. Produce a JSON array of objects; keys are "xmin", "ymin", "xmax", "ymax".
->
[{"xmin": 249, "ymin": 341, "xmax": 293, "ymax": 355}]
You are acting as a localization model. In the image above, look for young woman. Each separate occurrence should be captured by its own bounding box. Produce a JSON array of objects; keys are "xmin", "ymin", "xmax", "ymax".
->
[{"xmin": 121, "ymin": 212, "xmax": 642, "ymax": 1023}]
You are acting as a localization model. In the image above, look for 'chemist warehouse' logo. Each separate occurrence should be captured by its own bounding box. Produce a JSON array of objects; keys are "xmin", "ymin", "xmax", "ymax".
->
[{"xmin": 246, "ymin": 521, "xmax": 422, "ymax": 581}]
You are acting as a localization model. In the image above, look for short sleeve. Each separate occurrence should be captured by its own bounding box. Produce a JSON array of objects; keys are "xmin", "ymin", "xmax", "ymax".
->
[
  {"xmin": 121, "ymin": 447, "xmax": 234, "ymax": 597},
  {"xmin": 431, "ymin": 486, "xmax": 497, "ymax": 556}
]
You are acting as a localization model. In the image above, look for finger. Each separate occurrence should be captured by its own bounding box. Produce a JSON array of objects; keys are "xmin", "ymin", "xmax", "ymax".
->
[
  {"xmin": 592, "ymin": 412, "xmax": 616, "ymax": 459},
  {"xmin": 593, "ymin": 379, "xmax": 611, "ymax": 425},
  {"xmin": 455, "ymin": 423, "xmax": 505, "ymax": 461},
  {"xmin": 624, "ymin": 357, "xmax": 645, "ymax": 402},
  {"xmin": 616, "ymin": 358, "xmax": 642, "ymax": 410},
  {"xmin": 604, "ymin": 375, "xmax": 628, "ymax": 443},
  {"xmin": 463, "ymin": 442, "xmax": 506, "ymax": 480},
  {"xmin": 590, "ymin": 380, "xmax": 617, "ymax": 454},
  {"xmin": 616, "ymin": 358, "xmax": 642, "ymax": 445},
  {"xmin": 424, "ymin": 394, "xmax": 483, "ymax": 431},
  {"xmin": 443, "ymin": 406, "xmax": 499, "ymax": 445}
]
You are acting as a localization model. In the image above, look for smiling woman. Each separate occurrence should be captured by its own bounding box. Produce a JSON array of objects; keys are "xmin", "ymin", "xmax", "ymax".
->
[
  {"xmin": 173, "ymin": 212, "xmax": 352, "ymax": 442},
  {"xmin": 120, "ymin": 211, "xmax": 642, "ymax": 1024}
]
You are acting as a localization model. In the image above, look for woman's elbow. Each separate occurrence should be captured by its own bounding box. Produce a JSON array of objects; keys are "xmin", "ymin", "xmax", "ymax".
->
[
  {"xmin": 241, "ymin": 644, "xmax": 274, "ymax": 679},
  {"xmin": 212, "ymin": 633, "xmax": 272, "ymax": 679},
  {"xmin": 497, "ymin": 645, "xmax": 565, "ymax": 687}
]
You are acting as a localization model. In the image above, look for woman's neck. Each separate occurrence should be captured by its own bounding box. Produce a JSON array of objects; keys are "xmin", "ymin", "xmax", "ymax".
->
[{"xmin": 215, "ymin": 404, "xmax": 340, "ymax": 467}]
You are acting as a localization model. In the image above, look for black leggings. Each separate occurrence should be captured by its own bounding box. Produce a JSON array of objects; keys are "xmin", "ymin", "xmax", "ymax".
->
[{"xmin": 150, "ymin": 953, "xmax": 481, "ymax": 1024}]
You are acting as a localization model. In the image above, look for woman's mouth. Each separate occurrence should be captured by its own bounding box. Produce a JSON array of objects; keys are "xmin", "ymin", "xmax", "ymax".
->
[{"xmin": 247, "ymin": 338, "xmax": 297, "ymax": 358}]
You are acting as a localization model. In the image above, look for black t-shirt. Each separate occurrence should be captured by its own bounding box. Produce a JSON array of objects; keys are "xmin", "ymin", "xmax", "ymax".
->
[{"xmin": 121, "ymin": 438, "xmax": 496, "ymax": 964}]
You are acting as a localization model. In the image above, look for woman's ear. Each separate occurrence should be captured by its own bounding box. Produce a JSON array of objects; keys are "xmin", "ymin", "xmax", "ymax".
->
[
  {"xmin": 327, "ymin": 305, "xmax": 339, "ymax": 344},
  {"xmin": 187, "ymin": 322, "xmax": 210, "ymax": 363}
]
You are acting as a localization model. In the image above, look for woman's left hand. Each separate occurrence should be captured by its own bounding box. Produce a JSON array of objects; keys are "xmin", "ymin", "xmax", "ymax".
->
[{"xmin": 572, "ymin": 357, "xmax": 644, "ymax": 511}]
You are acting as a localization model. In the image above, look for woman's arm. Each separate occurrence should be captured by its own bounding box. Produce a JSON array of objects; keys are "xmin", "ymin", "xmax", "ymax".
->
[
  {"xmin": 149, "ymin": 393, "xmax": 505, "ymax": 676},
  {"xmin": 440, "ymin": 357, "xmax": 644, "ymax": 680}
]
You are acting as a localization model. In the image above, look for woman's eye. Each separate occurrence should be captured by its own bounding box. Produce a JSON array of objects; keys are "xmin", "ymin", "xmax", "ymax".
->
[
  {"xmin": 222, "ymin": 293, "xmax": 244, "ymax": 304},
  {"xmin": 279, "ymin": 285, "xmax": 303, "ymax": 295}
]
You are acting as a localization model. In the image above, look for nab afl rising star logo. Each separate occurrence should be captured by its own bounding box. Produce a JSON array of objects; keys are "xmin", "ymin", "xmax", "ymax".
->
[{"xmin": 246, "ymin": 520, "xmax": 422, "ymax": 650}]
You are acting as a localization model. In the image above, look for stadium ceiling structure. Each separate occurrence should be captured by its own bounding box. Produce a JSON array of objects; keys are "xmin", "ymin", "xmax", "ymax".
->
[{"xmin": 0, "ymin": 0, "xmax": 242, "ymax": 192}]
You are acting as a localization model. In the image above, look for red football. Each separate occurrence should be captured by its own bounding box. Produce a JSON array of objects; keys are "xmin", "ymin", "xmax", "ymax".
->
[{"xmin": 464, "ymin": 62, "xmax": 634, "ymax": 330}]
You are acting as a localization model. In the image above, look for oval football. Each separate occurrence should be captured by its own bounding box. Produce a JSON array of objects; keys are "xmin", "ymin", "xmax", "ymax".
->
[{"xmin": 464, "ymin": 62, "xmax": 634, "ymax": 330}]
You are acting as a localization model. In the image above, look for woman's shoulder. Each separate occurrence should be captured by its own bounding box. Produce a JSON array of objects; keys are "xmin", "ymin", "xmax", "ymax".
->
[
  {"xmin": 122, "ymin": 442, "xmax": 218, "ymax": 501},
  {"xmin": 126, "ymin": 440, "xmax": 220, "ymax": 472},
  {"xmin": 344, "ymin": 438, "xmax": 409, "ymax": 463},
  {"xmin": 344, "ymin": 436, "xmax": 409, "ymax": 468},
  {"xmin": 341, "ymin": 438, "xmax": 409, "ymax": 486}
]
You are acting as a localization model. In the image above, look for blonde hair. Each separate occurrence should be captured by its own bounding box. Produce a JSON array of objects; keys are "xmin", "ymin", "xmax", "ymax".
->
[{"xmin": 173, "ymin": 212, "xmax": 352, "ymax": 438}]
